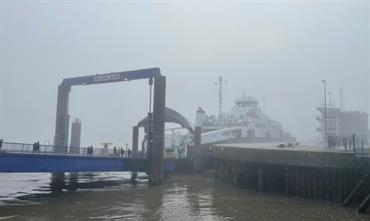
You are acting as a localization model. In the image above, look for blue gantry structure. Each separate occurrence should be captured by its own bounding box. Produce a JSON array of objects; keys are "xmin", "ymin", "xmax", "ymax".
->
[{"xmin": 0, "ymin": 68, "xmax": 173, "ymax": 182}]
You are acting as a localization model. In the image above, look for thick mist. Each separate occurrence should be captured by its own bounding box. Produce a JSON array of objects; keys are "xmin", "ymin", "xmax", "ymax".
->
[{"xmin": 1, "ymin": 1, "xmax": 369, "ymax": 147}]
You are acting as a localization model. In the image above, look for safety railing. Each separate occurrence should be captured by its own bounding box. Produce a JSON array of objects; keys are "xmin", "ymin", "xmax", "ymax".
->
[{"xmin": 0, "ymin": 142, "xmax": 145, "ymax": 158}]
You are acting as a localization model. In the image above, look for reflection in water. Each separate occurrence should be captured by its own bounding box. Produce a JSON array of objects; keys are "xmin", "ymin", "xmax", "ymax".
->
[
  {"xmin": 68, "ymin": 173, "xmax": 78, "ymax": 192},
  {"xmin": 0, "ymin": 172, "xmax": 368, "ymax": 221},
  {"xmin": 141, "ymin": 182, "xmax": 164, "ymax": 220},
  {"xmin": 50, "ymin": 173, "xmax": 65, "ymax": 193}
]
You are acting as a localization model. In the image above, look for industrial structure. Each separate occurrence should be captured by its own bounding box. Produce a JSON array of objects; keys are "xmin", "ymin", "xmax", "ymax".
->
[
  {"xmin": 53, "ymin": 68, "xmax": 166, "ymax": 184},
  {"xmin": 316, "ymin": 107, "xmax": 368, "ymax": 147}
]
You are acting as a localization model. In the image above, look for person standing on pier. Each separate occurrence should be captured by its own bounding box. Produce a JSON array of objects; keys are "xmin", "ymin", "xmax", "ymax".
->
[
  {"xmin": 113, "ymin": 146, "xmax": 117, "ymax": 156},
  {"xmin": 120, "ymin": 147, "xmax": 124, "ymax": 157},
  {"xmin": 87, "ymin": 145, "xmax": 94, "ymax": 156},
  {"xmin": 32, "ymin": 142, "xmax": 40, "ymax": 154},
  {"xmin": 0, "ymin": 139, "xmax": 3, "ymax": 151},
  {"xmin": 32, "ymin": 142, "xmax": 36, "ymax": 153}
]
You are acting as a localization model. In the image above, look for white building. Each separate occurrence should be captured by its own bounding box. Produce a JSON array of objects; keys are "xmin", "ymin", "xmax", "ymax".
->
[{"xmin": 316, "ymin": 107, "xmax": 368, "ymax": 146}]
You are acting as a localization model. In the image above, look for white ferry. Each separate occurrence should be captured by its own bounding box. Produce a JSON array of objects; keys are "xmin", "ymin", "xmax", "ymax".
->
[
  {"xmin": 163, "ymin": 93, "xmax": 294, "ymax": 159},
  {"xmin": 195, "ymin": 93, "xmax": 294, "ymax": 143}
]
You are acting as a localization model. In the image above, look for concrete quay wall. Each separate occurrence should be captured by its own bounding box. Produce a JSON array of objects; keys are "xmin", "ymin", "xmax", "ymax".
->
[{"xmin": 212, "ymin": 143, "xmax": 370, "ymax": 204}]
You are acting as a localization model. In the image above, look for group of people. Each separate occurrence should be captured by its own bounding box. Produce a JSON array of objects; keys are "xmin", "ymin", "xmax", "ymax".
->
[
  {"xmin": 0, "ymin": 139, "xmax": 139, "ymax": 158},
  {"xmin": 32, "ymin": 141, "xmax": 40, "ymax": 153},
  {"xmin": 87, "ymin": 145, "xmax": 94, "ymax": 156},
  {"xmin": 85, "ymin": 144, "xmax": 134, "ymax": 157},
  {"xmin": 113, "ymin": 145, "xmax": 132, "ymax": 157}
]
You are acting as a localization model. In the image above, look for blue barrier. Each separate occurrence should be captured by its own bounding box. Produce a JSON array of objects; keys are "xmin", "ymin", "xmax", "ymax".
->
[
  {"xmin": 0, "ymin": 153, "xmax": 145, "ymax": 172},
  {"xmin": 0, "ymin": 153, "xmax": 176, "ymax": 173},
  {"xmin": 164, "ymin": 160, "xmax": 176, "ymax": 172}
]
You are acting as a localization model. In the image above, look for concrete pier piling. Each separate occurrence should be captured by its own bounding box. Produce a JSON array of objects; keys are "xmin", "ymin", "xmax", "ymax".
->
[
  {"xmin": 193, "ymin": 127, "xmax": 202, "ymax": 173},
  {"xmin": 132, "ymin": 126, "xmax": 139, "ymax": 157}
]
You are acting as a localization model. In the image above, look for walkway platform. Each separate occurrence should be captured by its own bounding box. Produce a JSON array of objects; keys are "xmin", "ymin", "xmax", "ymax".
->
[{"xmin": 0, "ymin": 142, "xmax": 174, "ymax": 173}]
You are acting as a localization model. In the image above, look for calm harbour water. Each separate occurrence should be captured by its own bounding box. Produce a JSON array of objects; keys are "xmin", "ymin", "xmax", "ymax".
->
[{"xmin": 0, "ymin": 172, "xmax": 368, "ymax": 221}]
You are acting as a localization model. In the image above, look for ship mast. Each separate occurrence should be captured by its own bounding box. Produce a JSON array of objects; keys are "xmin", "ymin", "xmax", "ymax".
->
[{"xmin": 215, "ymin": 76, "xmax": 227, "ymax": 117}]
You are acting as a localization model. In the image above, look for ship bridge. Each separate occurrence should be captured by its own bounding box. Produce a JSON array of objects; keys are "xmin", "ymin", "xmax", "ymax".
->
[{"xmin": 235, "ymin": 94, "xmax": 258, "ymax": 108}]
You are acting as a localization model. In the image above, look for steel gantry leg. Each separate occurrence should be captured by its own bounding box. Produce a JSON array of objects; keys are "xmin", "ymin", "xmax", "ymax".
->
[
  {"xmin": 149, "ymin": 76, "xmax": 166, "ymax": 184},
  {"xmin": 54, "ymin": 83, "xmax": 71, "ymax": 153}
]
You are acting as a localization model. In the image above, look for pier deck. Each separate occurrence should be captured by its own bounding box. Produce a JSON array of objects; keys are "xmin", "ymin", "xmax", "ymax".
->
[{"xmin": 212, "ymin": 143, "xmax": 366, "ymax": 168}]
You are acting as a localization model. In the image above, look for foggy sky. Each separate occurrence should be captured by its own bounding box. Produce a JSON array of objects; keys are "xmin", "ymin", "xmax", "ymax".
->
[{"xmin": 1, "ymin": 0, "xmax": 369, "ymax": 147}]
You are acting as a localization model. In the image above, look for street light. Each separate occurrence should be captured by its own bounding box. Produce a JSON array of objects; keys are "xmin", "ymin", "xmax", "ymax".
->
[{"xmin": 322, "ymin": 80, "xmax": 327, "ymax": 148}]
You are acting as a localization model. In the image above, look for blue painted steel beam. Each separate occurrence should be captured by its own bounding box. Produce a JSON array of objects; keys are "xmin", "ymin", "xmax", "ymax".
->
[
  {"xmin": 0, "ymin": 153, "xmax": 175, "ymax": 173},
  {"xmin": 62, "ymin": 68, "xmax": 161, "ymax": 86},
  {"xmin": 0, "ymin": 153, "xmax": 146, "ymax": 173}
]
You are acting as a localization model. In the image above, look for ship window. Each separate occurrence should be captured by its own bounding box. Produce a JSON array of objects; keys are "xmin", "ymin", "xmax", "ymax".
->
[
  {"xmin": 222, "ymin": 131, "xmax": 230, "ymax": 136},
  {"xmin": 256, "ymin": 123, "xmax": 266, "ymax": 128}
]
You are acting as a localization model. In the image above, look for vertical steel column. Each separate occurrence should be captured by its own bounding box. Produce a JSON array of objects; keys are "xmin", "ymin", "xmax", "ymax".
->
[
  {"xmin": 54, "ymin": 83, "xmax": 71, "ymax": 153},
  {"xmin": 193, "ymin": 126, "xmax": 202, "ymax": 172},
  {"xmin": 131, "ymin": 126, "xmax": 140, "ymax": 180},
  {"xmin": 132, "ymin": 126, "xmax": 139, "ymax": 157},
  {"xmin": 149, "ymin": 76, "xmax": 166, "ymax": 184}
]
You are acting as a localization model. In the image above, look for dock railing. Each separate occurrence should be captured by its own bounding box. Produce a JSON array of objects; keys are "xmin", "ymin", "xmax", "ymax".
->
[{"xmin": 0, "ymin": 141, "xmax": 144, "ymax": 158}]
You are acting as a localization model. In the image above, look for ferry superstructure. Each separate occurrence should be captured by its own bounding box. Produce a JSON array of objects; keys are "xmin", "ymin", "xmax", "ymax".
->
[
  {"xmin": 195, "ymin": 93, "xmax": 292, "ymax": 143},
  {"xmin": 163, "ymin": 93, "xmax": 294, "ymax": 159}
]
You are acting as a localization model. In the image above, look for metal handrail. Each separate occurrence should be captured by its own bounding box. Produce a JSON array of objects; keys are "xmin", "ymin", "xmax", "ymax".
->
[{"xmin": 0, "ymin": 141, "xmax": 145, "ymax": 158}]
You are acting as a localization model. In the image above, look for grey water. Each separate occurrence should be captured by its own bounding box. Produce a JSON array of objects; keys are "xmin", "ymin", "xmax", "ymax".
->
[{"xmin": 0, "ymin": 172, "xmax": 368, "ymax": 221}]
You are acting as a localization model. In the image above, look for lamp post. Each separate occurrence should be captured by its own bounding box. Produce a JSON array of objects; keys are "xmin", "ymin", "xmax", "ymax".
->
[{"xmin": 322, "ymin": 80, "xmax": 327, "ymax": 148}]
